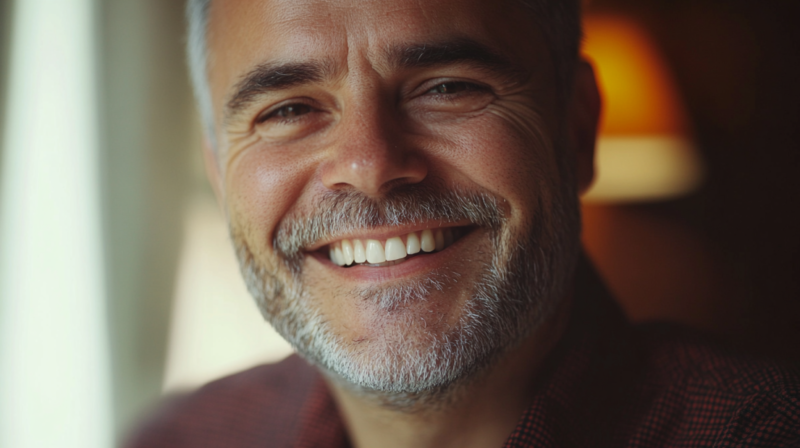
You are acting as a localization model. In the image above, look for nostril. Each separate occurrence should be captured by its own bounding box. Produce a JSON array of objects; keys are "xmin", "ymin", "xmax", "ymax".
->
[{"xmin": 320, "ymin": 137, "xmax": 428, "ymax": 195}]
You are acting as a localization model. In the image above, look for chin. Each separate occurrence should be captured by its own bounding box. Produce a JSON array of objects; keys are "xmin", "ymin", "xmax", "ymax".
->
[{"xmin": 230, "ymin": 182, "xmax": 582, "ymax": 405}]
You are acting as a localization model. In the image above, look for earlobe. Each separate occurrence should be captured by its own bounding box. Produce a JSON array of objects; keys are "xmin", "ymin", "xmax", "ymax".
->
[
  {"xmin": 569, "ymin": 59, "xmax": 601, "ymax": 195},
  {"xmin": 203, "ymin": 136, "xmax": 225, "ymax": 209}
]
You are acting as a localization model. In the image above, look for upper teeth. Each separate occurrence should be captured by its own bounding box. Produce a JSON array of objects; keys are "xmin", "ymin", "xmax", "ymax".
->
[{"xmin": 328, "ymin": 228, "xmax": 456, "ymax": 267}]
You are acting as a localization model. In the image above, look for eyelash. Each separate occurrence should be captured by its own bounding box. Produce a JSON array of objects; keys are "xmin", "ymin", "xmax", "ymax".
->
[
  {"xmin": 255, "ymin": 80, "xmax": 489, "ymax": 125},
  {"xmin": 256, "ymin": 102, "xmax": 316, "ymax": 125},
  {"xmin": 424, "ymin": 80, "xmax": 488, "ymax": 96}
]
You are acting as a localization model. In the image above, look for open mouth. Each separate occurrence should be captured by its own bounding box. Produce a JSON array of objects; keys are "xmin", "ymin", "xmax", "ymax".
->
[{"xmin": 326, "ymin": 227, "xmax": 470, "ymax": 268}]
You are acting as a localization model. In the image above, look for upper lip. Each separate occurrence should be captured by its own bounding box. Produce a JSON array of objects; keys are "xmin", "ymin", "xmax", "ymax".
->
[{"xmin": 303, "ymin": 220, "xmax": 475, "ymax": 252}]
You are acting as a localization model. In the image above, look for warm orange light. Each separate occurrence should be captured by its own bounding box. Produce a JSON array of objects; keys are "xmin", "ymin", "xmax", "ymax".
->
[
  {"xmin": 584, "ymin": 15, "xmax": 686, "ymax": 136},
  {"xmin": 582, "ymin": 15, "xmax": 703, "ymax": 202}
]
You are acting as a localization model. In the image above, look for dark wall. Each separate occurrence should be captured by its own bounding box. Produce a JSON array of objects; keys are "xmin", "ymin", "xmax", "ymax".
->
[{"xmin": 589, "ymin": 0, "xmax": 800, "ymax": 361}]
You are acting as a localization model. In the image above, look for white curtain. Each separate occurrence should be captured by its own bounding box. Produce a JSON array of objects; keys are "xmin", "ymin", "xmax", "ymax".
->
[
  {"xmin": 0, "ymin": 0, "xmax": 196, "ymax": 445},
  {"xmin": 0, "ymin": 0, "xmax": 112, "ymax": 446}
]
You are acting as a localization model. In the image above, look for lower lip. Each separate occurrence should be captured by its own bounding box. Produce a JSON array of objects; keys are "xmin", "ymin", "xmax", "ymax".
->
[{"xmin": 308, "ymin": 227, "xmax": 481, "ymax": 283}]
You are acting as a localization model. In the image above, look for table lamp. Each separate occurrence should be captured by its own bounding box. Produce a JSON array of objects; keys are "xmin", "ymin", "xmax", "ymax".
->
[{"xmin": 581, "ymin": 14, "xmax": 704, "ymax": 202}]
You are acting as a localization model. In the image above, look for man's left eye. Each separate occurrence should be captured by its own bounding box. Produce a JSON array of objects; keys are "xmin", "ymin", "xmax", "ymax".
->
[
  {"xmin": 258, "ymin": 103, "xmax": 314, "ymax": 124},
  {"xmin": 426, "ymin": 81, "xmax": 484, "ymax": 95}
]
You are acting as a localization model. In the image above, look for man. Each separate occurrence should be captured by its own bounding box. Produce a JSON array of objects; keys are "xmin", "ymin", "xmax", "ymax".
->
[{"xmin": 127, "ymin": 0, "xmax": 800, "ymax": 446}]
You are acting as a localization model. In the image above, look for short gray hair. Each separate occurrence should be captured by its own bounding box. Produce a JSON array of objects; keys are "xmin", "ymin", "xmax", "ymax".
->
[
  {"xmin": 185, "ymin": 0, "xmax": 582, "ymax": 144},
  {"xmin": 186, "ymin": 0, "xmax": 214, "ymax": 142}
]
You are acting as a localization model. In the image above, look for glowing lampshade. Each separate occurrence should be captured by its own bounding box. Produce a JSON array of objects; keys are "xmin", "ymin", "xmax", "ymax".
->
[{"xmin": 581, "ymin": 15, "xmax": 704, "ymax": 202}]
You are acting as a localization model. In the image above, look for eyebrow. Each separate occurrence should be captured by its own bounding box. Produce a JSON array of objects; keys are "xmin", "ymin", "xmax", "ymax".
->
[
  {"xmin": 223, "ymin": 38, "xmax": 522, "ymax": 122},
  {"xmin": 224, "ymin": 61, "xmax": 329, "ymax": 122},
  {"xmin": 389, "ymin": 38, "xmax": 516, "ymax": 74}
]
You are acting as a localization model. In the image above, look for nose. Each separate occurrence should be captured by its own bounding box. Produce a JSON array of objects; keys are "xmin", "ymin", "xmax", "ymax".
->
[{"xmin": 321, "ymin": 107, "xmax": 427, "ymax": 197}]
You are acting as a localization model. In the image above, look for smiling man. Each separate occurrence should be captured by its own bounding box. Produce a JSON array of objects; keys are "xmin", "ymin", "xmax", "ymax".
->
[{"xmin": 126, "ymin": 0, "xmax": 800, "ymax": 447}]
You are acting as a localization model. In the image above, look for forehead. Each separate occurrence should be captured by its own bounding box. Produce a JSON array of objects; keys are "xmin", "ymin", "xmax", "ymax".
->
[{"xmin": 207, "ymin": 0, "xmax": 548, "ymax": 100}]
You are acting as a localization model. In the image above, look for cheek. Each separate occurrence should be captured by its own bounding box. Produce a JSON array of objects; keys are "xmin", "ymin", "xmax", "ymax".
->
[
  {"xmin": 225, "ymin": 147, "xmax": 316, "ymax": 252},
  {"xmin": 431, "ymin": 107, "xmax": 560, "ymax": 216}
]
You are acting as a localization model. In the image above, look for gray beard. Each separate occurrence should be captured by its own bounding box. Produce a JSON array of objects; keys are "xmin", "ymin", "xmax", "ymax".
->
[{"xmin": 231, "ymin": 181, "xmax": 581, "ymax": 408}]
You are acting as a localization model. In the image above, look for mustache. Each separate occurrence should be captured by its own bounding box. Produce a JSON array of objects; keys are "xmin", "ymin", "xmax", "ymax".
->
[{"xmin": 273, "ymin": 181, "xmax": 505, "ymax": 268}]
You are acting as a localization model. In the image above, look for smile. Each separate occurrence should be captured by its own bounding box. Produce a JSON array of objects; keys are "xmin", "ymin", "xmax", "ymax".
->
[{"xmin": 327, "ymin": 227, "xmax": 467, "ymax": 267}]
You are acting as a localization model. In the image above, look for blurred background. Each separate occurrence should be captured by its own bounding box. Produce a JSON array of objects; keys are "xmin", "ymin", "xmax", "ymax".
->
[{"xmin": 0, "ymin": 0, "xmax": 798, "ymax": 446}]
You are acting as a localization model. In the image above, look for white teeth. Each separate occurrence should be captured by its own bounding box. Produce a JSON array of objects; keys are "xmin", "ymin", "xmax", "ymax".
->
[
  {"xmin": 385, "ymin": 237, "xmax": 407, "ymax": 261},
  {"xmin": 353, "ymin": 239, "xmax": 366, "ymax": 263},
  {"xmin": 334, "ymin": 246, "xmax": 345, "ymax": 266},
  {"xmin": 329, "ymin": 228, "xmax": 461, "ymax": 266},
  {"xmin": 366, "ymin": 239, "xmax": 386, "ymax": 263},
  {"xmin": 420, "ymin": 229, "xmax": 436, "ymax": 252},
  {"xmin": 341, "ymin": 240, "xmax": 354, "ymax": 265},
  {"xmin": 434, "ymin": 229, "xmax": 445, "ymax": 251},
  {"xmin": 406, "ymin": 232, "xmax": 421, "ymax": 255}
]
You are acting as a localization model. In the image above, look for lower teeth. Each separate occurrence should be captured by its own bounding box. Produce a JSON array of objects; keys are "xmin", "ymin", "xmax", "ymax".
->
[
  {"xmin": 348, "ymin": 254, "xmax": 422, "ymax": 268},
  {"xmin": 360, "ymin": 259, "xmax": 407, "ymax": 268}
]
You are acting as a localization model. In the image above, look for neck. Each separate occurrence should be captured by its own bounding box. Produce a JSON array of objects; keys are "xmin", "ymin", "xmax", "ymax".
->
[{"xmin": 326, "ymin": 297, "xmax": 572, "ymax": 448}]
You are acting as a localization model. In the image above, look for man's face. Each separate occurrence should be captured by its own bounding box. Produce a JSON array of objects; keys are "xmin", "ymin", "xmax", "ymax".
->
[{"xmin": 206, "ymin": 0, "xmax": 584, "ymax": 398}]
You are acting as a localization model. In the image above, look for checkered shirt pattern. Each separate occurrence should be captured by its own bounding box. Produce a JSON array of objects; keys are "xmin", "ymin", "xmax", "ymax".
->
[
  {"xmin": 501, "ymin": 262, "xmax": 800, "ymax": 447},
  {"xmin": 125, "ymin": 356, "xmax": 349, "ymax": 448}
]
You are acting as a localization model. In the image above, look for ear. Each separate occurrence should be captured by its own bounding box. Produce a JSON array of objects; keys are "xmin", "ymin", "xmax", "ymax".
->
[
  {"xmin": 568, "ymin": 58, "xmax": 601, "ymax": 195},
  {"xmin": 203, "ymin": 135, "xmax": 225, "ymax": 208}
]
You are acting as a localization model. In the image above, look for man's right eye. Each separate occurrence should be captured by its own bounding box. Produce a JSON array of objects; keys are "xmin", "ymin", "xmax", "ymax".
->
[
  {"xmin": 426, "ymin": 81, "xmax": 484, "ymax": 95},
  {"xmin": 258, "ymin": 103, "xmax": 314, "ymax": 124}
]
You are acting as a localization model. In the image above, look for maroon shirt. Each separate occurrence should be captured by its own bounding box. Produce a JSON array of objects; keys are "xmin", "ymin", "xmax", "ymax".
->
[{"xmin": 126, "ymin": 263, "xmax": 800, "ymax": 447}]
